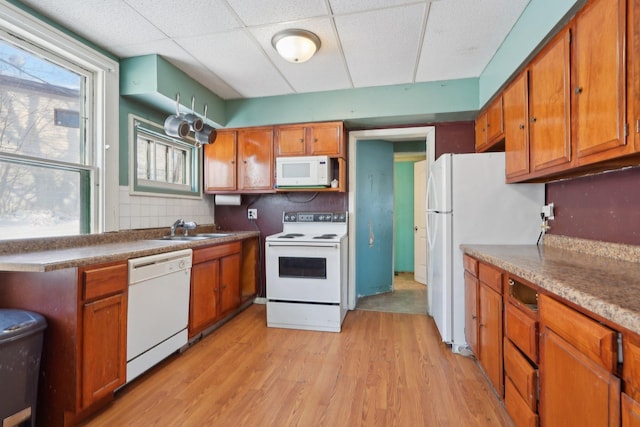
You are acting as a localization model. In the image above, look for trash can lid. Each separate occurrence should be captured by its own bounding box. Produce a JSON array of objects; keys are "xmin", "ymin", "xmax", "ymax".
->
[{"xmin": 0, "ymin": 309, "xmax": 47, "ymax": 343}]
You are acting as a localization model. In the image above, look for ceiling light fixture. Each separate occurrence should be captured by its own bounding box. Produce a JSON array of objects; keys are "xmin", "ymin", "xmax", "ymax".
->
[{"xmin": 271, "ymin": 29, "xmax": 321, "ymax": 63}]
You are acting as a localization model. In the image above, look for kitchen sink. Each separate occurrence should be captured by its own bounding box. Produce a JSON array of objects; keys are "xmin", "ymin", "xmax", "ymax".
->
[{"xmin": 194, "ymin": 233, "xmax": 232, "ymax": 238}]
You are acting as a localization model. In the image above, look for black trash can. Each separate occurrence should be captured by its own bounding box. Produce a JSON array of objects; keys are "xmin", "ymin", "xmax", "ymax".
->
[{"xmin": 0, "ymin": 309, "xmax": 46, "ymax": 427}]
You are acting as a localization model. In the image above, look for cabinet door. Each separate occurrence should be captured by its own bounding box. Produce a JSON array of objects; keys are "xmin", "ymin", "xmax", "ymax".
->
[
  {"xmin": 623, "ymin": 393, "xmax": 640, "ymax": 427},
  {"xmin": 479, "ymin": 284, "xmax": 503, "ymax": 396},
  {"xmin": 504, "ymin": 71, "xmax": 530, "ymax": 180},
  {"xmin": 573, "ymin": 0, "xmax": 628, "ymax": 165},
  {"xmin": 464, "ymin": 271, "xmax": 479, "ymax": 356},
  {"xmin": 204, "ymin": 131, "xmax": 237, "ymax": 192},
  {"xmin": 475, "ymin": 111, "xmax": 487, "ymax": 151},
  {"xmin": 82, "ymin": 292, "xmax": 127, "ymax": 408},
  {"xmin": 529, "ymin": 29, "xmax": 572, "ymax": 174},
  {"xmin": 486, "ymin": 95, "xmax": 504, "ymax": 144},
  {"xmin": 630, "ymin": 0, "xmax": 640, "ymax": 152},
  {"xmin": 540, "ymin": 328, "xmax": 620, "ymax": 427},
  {"xmin": 220, "ymin": 252, "xmax": 241, "ymax": 315},
  {"xmin": 275, "ymin": 126, "xmax": 306, "ymax": 156},
  {"xmin": 238, "ymin": 127, "xmax": 273, "ymax": 191},
  {"xmin": 308, "ymin": 122, "xmax": 344, "ymax": 156},
  {"xmin": 189, "ymin": 259, "xmax": 220, "ymax": 337}
]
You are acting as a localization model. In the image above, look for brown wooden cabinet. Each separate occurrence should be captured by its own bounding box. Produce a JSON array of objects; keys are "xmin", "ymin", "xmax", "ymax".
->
[
  {"xmin": 475, "ymin": 97, "xmax": 504, "ymax": 152},
  {"xmin": 539, "ymin": 293, "xmax": 620, "ymax": 426},
  {"xmin": 573, "ymin": 0, "xmax": 629, "ymax": 166},
  {"xmin": 275, "ymin": 121, "xmax": 345, "ymax": 157},
  {"xmin": 504, "ymin": 71, "xmax": 530, "ymax": 181},
  {"xmin": 189, "ymin": 241, "xmax": 242, "ymax": 338},
  {"xmin": 630, "ymin": 0, "xmax": 640, "ymax": 153},
  {"xmin": 529, "ymin": 28, "xmax": 572, "ymax": 175},
  {"xmin": 79, "ymin": 262, "xmax": 128, "ymax": 410},
  {"xmin": 204, "ymin": 127, "xmax": 274, "ymax": 193},
  {"xmin": 464, "ymin": 255, "xmax": 503, "ymax": 396}
]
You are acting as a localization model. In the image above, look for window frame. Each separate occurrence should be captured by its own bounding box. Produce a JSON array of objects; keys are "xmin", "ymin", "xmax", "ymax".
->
[
  {"xmin": 0, "ymin": 2, "xmax": 119, "ymax": 235},
  {"xmin": 129, "ymin": 114, "xmax": 203, "ymax": 199}
]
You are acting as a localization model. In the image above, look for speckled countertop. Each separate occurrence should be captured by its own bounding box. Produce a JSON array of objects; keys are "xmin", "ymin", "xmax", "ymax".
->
[
  {"xmin": 0, "ymin": 227, "xmax": 259, "ymax": 272},
  {"xmin": 462, "ymin": 234, "xmax": 640, "ymax": 335}
]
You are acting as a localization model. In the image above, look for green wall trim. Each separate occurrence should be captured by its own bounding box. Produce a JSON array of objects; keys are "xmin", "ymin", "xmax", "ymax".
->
[
  {"xmin": 120, "ymin": 55, "xmax": 226, "ymax": 127},
  {"xmin": 478, "ymin": 0, "xmax": 583, "ymax": 107},
  {"xmin": 225, "ymin": 78, "xmax": 479, "ymax": 128}
]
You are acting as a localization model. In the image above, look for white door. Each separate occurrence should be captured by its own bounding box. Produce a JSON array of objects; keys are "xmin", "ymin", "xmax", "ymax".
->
[{"xmin": 413, "ymin": 160, "xmax": 427, "ymax": 284}]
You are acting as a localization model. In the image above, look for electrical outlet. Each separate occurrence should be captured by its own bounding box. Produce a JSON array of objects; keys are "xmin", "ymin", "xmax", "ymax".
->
[
  {"xmin": 247, "ymin": 208, "xmax": 257, "ymax": 220},
  {"xmin": 542, "ymin": 203, "xmax": 555, "ymax": 220}
]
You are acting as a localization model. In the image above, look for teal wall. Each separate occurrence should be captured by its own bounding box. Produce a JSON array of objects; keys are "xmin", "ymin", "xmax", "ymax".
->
[{"xmin": 394, "ymin": 162, "xmax": 415, "ymax": 273}]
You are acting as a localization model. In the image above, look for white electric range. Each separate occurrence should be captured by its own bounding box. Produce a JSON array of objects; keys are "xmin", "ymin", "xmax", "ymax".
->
[{"xmin": 265, "ymin": 211, "xmax": 348, "ymax": 332}]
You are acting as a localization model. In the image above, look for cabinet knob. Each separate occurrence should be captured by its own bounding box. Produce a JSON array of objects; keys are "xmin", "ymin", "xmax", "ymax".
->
[
  {"xmin": 530, "ymin": 117, "xmax": 537, "ymax": 123},
  {"xmin": 231, "ymin": 160, "xmax": 235, "ymax": 164},
  {"xmin": 299, "ymin": 138, "xmax": 304, "ymax": 143},
  {"xmin": 472, "ymin": 315, "xmax": 477, "ymax": 320},
  {"xmin": 243, "ymin": 160, "xmax": 247, "ymax": 164},
  {"xmin": 314, "ymin": 138, "xmax": 318, "ymax": 142},
  {"xmin": 222, "ymin": 284, "xmax": 227, "ymax": 289},
  {"xmin": 575, "ymin": 86, "xmax": 583, "ymax": 94},
  {"xmin": 519, "ymin": 124, "xmax": 525, "ymax": 130}
]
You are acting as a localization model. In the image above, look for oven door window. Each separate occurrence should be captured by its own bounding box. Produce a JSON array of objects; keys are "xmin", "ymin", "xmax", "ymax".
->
[{"xmin": 279, "ymin": 257, "xmax": 326, "ymax": 279}]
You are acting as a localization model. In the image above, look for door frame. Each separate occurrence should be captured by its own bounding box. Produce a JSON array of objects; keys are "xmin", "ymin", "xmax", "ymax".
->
[{"xmin": 347, "ymin": 126, "xmax": 436, "ymax": 310}]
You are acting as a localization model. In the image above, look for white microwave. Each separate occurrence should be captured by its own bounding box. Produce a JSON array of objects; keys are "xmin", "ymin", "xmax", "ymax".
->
[{"xmin": 276, "ymin": 155, "xmax": 331, "ymax": 187}]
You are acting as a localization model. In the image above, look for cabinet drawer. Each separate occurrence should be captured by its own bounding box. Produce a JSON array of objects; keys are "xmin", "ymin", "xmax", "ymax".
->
[
  {"xmin": 479, "ymin": 263, "xmax": 502, "ymax": 293},
  {"xmin": 505, "ymin": 303, "xmax": 538, "ymax": 363},
  {"xmin": 504, "ymin": 338, "xmax": 537, "ymax": 412},
  {"xmin": 505, "ymin": 376, "xmax": 539, "ymax": 427},
  {"xmin": 623, "ymin": 393, "xmax": 640, "ymax": 427},
  {"xmin": 193, "ymin": 241, "xmax": 242, "ymax": 264},
  {"xmin": 463, "ymin": 255, "xmax": 478, "ymax": 276},
  {"xmin": 540, "ymin": 294, "xmax": 617, "ymax": 372},
  {"xmin": 624, "ymin": 335, "xmax": 640, "ymax": 401},
  {"xmin": 82, "ymin": 263, "xmax": 127, "ymax": 301}
]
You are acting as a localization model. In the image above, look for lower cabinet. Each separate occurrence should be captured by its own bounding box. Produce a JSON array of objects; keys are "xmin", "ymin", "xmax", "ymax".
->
[
  {"xmin": 79, "ymin": 261, "xmax": 128, "ymax": 410},
  {"xmin": 539, "ymin": 293, "xmax": 620, "ymax": 427},
  {"xmin": 189, "ymin": 241, "xmax": 242, "ymax": 338}
]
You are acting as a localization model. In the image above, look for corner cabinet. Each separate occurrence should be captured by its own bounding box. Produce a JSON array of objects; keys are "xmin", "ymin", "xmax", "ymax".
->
[{"xmin": 204, "ymin": 127, "xmax": 274, "ymax": 194}]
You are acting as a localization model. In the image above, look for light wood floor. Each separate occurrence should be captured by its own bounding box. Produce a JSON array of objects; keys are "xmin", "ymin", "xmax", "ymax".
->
[{"xmin": 82, "ymin": 304, "xmax": 511, "ymax": 426}]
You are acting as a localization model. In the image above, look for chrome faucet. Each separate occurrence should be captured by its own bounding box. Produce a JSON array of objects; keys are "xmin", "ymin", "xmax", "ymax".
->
[
  {"xmin": 170, "ymin": 219, "xmax": 184, "ymax": 236},
  {"xmin": 182, "ymin": 221, "xmax": 197, "ymax": 236}
]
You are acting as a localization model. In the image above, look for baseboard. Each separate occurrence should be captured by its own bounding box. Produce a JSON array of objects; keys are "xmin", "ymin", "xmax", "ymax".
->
[{"xmin": 253, "ymin": 297, "xmax": 267, "ymax": 304}]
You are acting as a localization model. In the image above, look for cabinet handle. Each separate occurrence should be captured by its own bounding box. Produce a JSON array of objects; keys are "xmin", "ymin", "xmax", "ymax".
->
[
  {"xmin": 472, "ymin": 315, "xmax": 477, "ymax": 320},
  {"xmin": 222, "ymin": 284, "xmax": 227, "ymax": 289},
  {"xmin": 519, "ymin": 124, "xmax": 525, "ymax": 130},
  {"xmin": 243, "ymin": 160, "xmax": 247, "ymax": 164},
  {"xmin": 530, "ymin": 117, "xmax": 537, "ymax": 123},
  {"xmin": 508, "ymin": 279, "xmax": 515, "ymax": 286},
  {"xmin": 299, "ymin": 138, "xmax": 304, "ymax": 143},
  {"xmin": 314, "ymin": 138, "xmax": 318, "ymax": 142},
  {"xmin": 575, "ymin": 86, "xmax": 583, "ymax": 94},
  {"xmin": 231, "ymin": 160, "xmax": 235, "ymax": 164}
]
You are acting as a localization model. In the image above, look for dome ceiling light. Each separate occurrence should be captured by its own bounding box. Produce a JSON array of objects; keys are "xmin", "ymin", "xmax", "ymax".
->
[{"xmin": 271, "ymin": 29, "xmax": 321, "ymax": 63}]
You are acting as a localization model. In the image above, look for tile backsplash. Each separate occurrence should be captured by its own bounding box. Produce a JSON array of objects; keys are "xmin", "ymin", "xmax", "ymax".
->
[{"xmin": 119, "ymin": 187, "xmax": 215, "ymax": 230}]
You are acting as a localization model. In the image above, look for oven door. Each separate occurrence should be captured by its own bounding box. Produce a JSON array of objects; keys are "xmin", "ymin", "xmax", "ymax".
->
[{"xmin": 266, "ymin": 241, "xmax": 342, "ymax": 303}]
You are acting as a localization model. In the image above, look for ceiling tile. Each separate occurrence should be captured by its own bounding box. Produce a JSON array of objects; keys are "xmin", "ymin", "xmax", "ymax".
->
[
  {"xmin": 123, "ymin": 0, "xmax": 242, "ymax": 38},
  {"xmin": 416, "ymin": 0, "xmax": 530, "ymax": 81},
  {"xmin": 177, "ymin": 30, "xmax": 293, "ymax": 98},
  {"xmin": 249, "ymin": 18, "xmax": 352, "ymax": 94},
  {"xmin": 328, "ymin": 0, "xmax": 425, "ymax": 15},
  {"xmin": 19, "ymin": 0, "xmax": 167, "ymax": 49},
  {"xmin": 225, "ymin": 0, "xmax": 329, "ymax": 26},
  {"xmin": 335, "ymin": 3, "xmax": 426, "ymax": 88}
]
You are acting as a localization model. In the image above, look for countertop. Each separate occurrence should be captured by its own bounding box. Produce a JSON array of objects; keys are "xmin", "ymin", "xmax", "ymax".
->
[
  {"xmin": 0, "ymin": 229, "xmax": 259, "ymax": 272},
  {"xmin": 462, "ymin": 234, "xmax": 640, "ymax": 336}
]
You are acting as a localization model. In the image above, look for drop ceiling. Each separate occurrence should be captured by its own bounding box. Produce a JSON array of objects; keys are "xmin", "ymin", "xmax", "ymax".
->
[{"xmin": 17, "ymin": 0, "xmax": 531, "ymax": 100}]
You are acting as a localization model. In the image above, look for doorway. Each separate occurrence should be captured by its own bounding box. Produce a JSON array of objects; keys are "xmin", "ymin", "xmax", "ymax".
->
[{"xmin": 347, "ymin": 127, "xmax": 435, "ymax": 311}]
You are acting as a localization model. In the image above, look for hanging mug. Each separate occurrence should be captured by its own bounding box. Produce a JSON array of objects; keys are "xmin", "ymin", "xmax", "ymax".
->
[
  {"xmin": 164, "ymin": 115, "xmax": 190, "ymax": 138},
  {"xmin": 196, "ymin": 125, "xmax": 217, "ymax": 145}
]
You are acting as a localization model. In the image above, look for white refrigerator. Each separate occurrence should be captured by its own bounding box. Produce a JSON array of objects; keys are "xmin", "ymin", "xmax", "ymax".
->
[{"xmin": 426, "ymin": 152, "xmax": 544, "ymax": 353}]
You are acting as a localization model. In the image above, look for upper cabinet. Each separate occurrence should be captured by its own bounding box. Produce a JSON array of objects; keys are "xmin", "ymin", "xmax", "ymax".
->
[
  {"xmin": 500, "ymin": 0, "xmax": 640, "ymax": 183},
  {"xmin": 204, "ymin": 127, "xmax": 274, "ymax": 194},
  {"xmin": 475, "ymin": 96, "xmax": 504, "ymax": 152},
  {"xmin": 275, "ymin": 121, "xmax": 345, "ymax": 157}
]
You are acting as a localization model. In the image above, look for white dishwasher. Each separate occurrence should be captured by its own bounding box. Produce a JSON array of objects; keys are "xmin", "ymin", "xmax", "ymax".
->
[{"xmin": 127, "ymin": 249, "xmax": 192, "ymax": 383}]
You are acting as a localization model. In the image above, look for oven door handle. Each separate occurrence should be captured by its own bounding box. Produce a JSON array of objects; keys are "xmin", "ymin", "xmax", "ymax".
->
[{"xmin": 267, "ymin": 242, "xmax": 339, "ymax": 249}]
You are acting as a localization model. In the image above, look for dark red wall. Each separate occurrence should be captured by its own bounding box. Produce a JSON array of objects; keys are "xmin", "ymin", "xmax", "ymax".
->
[
  {"xmin": 546, "ymin": 166, "xmax": 640, "ymax": 245},
  {"xmin": 435, "ymin": 121, "xmax": 476, "ymax": 158}
]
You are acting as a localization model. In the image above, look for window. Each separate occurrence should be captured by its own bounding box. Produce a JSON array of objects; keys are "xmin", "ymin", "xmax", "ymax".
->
[
  {"xmin": 0, "ymin": 3, "xmax": 119, "ymax": 239},
  {"xmin": 130, "ymin": 115, "xmax": 201, "ymax": 198}
]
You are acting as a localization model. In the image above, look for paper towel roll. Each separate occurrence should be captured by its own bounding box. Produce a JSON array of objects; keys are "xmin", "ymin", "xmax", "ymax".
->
[{"xmin": 214, "ymin": 194, "xmax": 241, "ymax": 206}]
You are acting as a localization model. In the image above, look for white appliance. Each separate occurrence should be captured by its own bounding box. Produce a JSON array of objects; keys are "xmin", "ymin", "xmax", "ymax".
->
[
  {"xmin": 266, "ymin": 211, "xmax": 348, "ymax": 332},
  {"xmin": 126, "ymin": 249, "xmax": 192, "ymax": 383},
  {"xmin": 275, "ymin": 155, "xmax": 331, "ymax": 187},
  {"xmin": 427, "ymin": 152, "xmax": 544, "ymax": 353}
]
